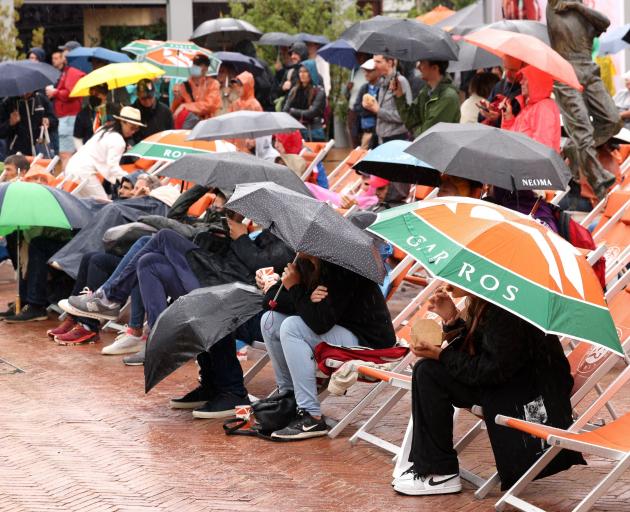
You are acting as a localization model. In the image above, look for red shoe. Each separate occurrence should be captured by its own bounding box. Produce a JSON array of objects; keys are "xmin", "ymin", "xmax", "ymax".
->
[
  {"xmin": 47, "ymin": 317, "xmax": 76, "ymax": 339},
  {"xmin": 54, "ymin": 325, "xmax": 100, "ymax": 346}
]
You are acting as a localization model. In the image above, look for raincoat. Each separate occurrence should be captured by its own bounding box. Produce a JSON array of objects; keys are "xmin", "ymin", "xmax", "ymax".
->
[
  {"xmin": 171, "ymin": 76, "xmax": 221, "ymax": 120},
  {"xmin": 229, "ymin": 71, "xmax": 262, "ymax": 113},
  {"xmin": 502, "ymin": 66, "xmax": 561, "ymax": 153}
]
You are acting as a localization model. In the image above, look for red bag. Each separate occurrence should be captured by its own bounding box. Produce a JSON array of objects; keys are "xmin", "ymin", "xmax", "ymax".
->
[{"xmin": 314, "ymin": 342, "xmax": 408, "ymax": 377}]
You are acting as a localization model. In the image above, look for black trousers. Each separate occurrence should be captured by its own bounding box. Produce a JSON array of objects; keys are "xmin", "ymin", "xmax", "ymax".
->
[
  {"xmin": 410, "ymin": 359, "xmax": 482, "ymax": 476},
  {"xmin": 18, "ymin": 236, "xmax": 68, "ymax": 307}
]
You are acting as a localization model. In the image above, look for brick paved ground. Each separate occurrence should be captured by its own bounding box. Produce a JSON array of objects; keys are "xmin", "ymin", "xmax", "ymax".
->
[{"xmin": 0, "ymin": 268, "xmax": 628, "ymax": 511}]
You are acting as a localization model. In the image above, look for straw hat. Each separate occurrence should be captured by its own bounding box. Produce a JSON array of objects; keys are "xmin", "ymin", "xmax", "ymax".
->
[{"xmin": 113, "ymin": 106, "xmax": 146, "ymax": 127}]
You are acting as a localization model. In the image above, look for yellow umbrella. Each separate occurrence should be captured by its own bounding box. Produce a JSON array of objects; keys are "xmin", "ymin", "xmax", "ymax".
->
[{"xmin": 70, "ymin": 62, "xmax": 165, "ymax": 97}]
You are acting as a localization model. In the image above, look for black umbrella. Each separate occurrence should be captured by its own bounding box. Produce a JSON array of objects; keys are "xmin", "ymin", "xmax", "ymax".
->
[
  {"xmin": 295, "ymin": 33, "xmax": 330, "ymax": 45},
  {"xmin": 0, "ymin": 61, "xmax": 61, "ymax": 97},
  {"xmin": 157, "ymin": 152, "xmax": 313, "ymax": 196},
  {"xmin": 257, "ymin": 32, "xmax": 297, "ymax": 47},
  {"xmin": 447, "ymin": 40, "xmax": 502, "ymax": 73},
  {"xmin": 341, "ymin": 16, "xmax": 458, "ymax": 62},
  {"xmin": 188, "ymin": 111, "xmax": 305, "ymax": 141},
  {"xmin": 435, "ymin": 0, "xmax": 483, "ymax": 31},
  {"xmin": 225, "ymin": 182, "xmax": 386, "ymax": 284},
  {"xmin": 213, "ymin": 51, "xmax": 266, "ymax": 75},
  {"xmin": 405, "ymin": 122, "xmax": 572, "ymax": 192},
  {"xmin": 191, "ymin": 18, "xmax": 262, "ymax": 50},
  {"xmin": 144, "ymin": 283, "xmax": 263, "ymax": 392}
]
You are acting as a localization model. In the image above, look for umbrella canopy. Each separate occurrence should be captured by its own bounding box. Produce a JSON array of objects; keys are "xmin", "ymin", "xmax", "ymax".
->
[
  {"xmin": 157, "ymin": 152, "xmax": 312, "ymax": 196},
  {"xmin": 226, "ymin": 182, "xmax": 386, "ymax": 283},
  {"xmin": 139, "ymin": 41, "xmax": 220, "ymax": 79},
  {"xmin": 599, "ymin": 24, "xmax": 630, "ymax": 55},
  {"xmin": 353, "ymin": 139, "xmax": 439, "ymax": 186},
  {"xmin": 295, "ymin": 33, "xmax": 330, "ymax": 45},
  {"xmin": 188, "ymin": 111, "xmax": 304, "ymax": 141},
  {"xmin": 368, "ymin": 197, "xmax": 622, "ymax": 354},
  {"xmin": 436, "ymin": 0, "xmax": 483, "ymax": 31},
  {"xmin": 191, "ymin": 18, "xmax": 262, "ymax": 50},
  {"xmin": 464, "ymin": 28, "xmax": 581, "ymax": 90},
  {"xmin": 405, "ymin": 123, "xmax": 572, "ymax": 192},
  {"xmin": 340, "ymin": 15, "xmax": 459, "ymax": 62},
  {"xmin": 0, "ymin": 61, "xmax": 60, "ymax": 97},
  {"xmin": 447, "ymin": 39, "xmax": 502, "ymax": 73},
  {"xmin": 417, "ymin": 5, "xmax": 455, "ymax": 25},
  {"xmin": 66, "ymin": 46, "xmax": 132, "ymax": 73},
  {"xmin": 70, "ymin": 62, "xmax": 164, "ymax": 97},
  {"xmin": 121, "ymin": 39, "xmax": 163, "ymax": 56},
  {"xmin": 257, "ymin": 32, "xmax": 297, "ymax": 47},
  {"xmin": 144, "ymin": 283, "xmax": 262, "ymax": 392},
  {"xmin": 212, "ymin": 51, "xmax": 265, "ymax": 75},
  {"xmin": 317, "ymin": 39, "xmax": 358, "ymax": 69},
  {"xmin": 0, "ymin": 181, "xmax": 90, "ymax": 236},
  {"xmin": 453, "ymin": 20, "xmax": 549, "ymax": 44},
  {"xmin": 124, "ymin": 130, "xmax": 235, "ymax": 161}
]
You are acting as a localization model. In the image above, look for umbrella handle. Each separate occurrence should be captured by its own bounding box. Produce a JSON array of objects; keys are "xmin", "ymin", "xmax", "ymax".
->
[{"xmin": 268, "ymin": 254, "xmax": 299, "ymax": 309}]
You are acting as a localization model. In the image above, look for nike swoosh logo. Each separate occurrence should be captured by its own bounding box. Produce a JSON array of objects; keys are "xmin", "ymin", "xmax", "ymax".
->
[
  {"xmin": 428, "ymin": 475, "xmax": 458, "ymax": 486},
  {"xmin": 302, "ymin": 423, "xmax": 321, "ymax": 432}
]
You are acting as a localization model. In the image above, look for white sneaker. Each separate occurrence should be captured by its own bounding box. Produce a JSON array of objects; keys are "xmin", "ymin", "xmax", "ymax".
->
[
  {"xmin": 393, "ymin": 468, "xmax": 461, "ymax": 496},
  {"xmin": 101, "ymin": 328, "xmax": 145, "ymax": 355}
]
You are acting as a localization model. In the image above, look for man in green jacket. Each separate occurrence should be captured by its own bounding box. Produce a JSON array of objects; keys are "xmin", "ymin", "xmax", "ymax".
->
[{"xmin": 392, "ymin": 60, "xmax": 460, "ymax": 137}]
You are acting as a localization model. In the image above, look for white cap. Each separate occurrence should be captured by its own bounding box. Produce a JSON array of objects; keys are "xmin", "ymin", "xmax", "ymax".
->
[{"xmin": 360, "ymin": 58, "xmax": 376, "ymax": 71}]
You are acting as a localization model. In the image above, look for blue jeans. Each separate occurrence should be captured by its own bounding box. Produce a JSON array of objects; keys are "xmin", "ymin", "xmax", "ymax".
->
[
  {"xmin": 102, "ymin": 236, "xmax": 150, "ymax": 329},
  {"xmin": 261, "ymin": 311, "xmax": 358, "ymax": 416}
]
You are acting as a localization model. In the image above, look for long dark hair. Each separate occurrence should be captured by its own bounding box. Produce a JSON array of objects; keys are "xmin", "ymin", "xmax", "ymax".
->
[
  {"xmin": 461, "ymin": 295, "xmax": 488, "ymax": 355},
  {"xmin": 295, "ymin": 255, "xmax": 322, "ymax": 292},
  {"xmin": 97, "ymin": 118, "xmax": 124, "ymax": 140}
]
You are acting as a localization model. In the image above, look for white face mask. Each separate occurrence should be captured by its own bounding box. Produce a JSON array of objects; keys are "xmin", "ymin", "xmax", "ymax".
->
[{"xmin": 190, "ymin": 65, "xmax": 202, "ymax": 78}]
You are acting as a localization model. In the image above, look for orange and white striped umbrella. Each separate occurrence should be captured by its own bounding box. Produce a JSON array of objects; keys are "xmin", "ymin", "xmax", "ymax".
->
[
  {"xmin": 369, "ymin": 197, "xmax": 621, "ymax": 353},
  {"xmin": 125, "ymin": 130, "xmax": 235, "ymax": 161}
]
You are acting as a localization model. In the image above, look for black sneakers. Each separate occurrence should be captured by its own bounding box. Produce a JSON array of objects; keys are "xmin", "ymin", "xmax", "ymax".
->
[
  {"xmin": 271, "ymin": 408, "xmax": 329, "ymax": 440},
  {"xmin": 170, "ymin": 385, "xmax": 216, "ymax": 410},
  {"xmin": 4, "ymin": 304, "xmax": 48, "ymax": 323},
  {"xmin": 192, "ymin": 392, "xmax": 249, "ymax": 419},
  {"xmin": 0, "ymin": 302, "xmax": 16, "ymax": 318}
]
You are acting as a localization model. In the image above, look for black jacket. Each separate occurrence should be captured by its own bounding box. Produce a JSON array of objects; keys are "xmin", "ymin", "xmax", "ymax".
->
[
  {"xmin": 439, "ymin": 304, "xmax": 584, "ymax": 489},
  {"xmin": 263, "ymin": 262, "xmax": 396, "ymax": 349},
  {"xmin": 186, "ymin": 230, "xmax": 294, "ymax": 288},
  {"xmin": 282, "ymin": 85, "xmax": 326, "ymax": 132},
  {"xmin": 132, "ymin": 98, "xmax": 174, "ymax": 144},
  {"xmin": 0, "ymin": 93, "xmax": 58, "ymax": 156}
]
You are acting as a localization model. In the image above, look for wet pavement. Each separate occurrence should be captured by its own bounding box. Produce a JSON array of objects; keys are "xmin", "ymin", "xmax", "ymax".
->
[{"xmin": 0, "ymin": 269, "xmax": 628, "ymax": 511}]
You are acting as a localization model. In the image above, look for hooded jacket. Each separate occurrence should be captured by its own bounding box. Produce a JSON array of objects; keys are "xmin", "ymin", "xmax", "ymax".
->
[
  {"xmin": 283, "ymin": 60, "xmax": 326, "ymax": 132},
  {"xmin": 395, "ymin": 74, "xmax": 460, "ymax": 137},
  {"xmin": 171, "ymin": 76, "xmax": 221, "ymax": 120},
  {"xmin": 502, "ymin": 66, "xmax": 561, "ymax": 153},
  {"xmin": 229, "ymin": 71, "xmax": 262, "ymax": 113}
]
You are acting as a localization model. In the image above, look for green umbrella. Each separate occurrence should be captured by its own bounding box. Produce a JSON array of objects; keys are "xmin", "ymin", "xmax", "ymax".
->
[{"xmin": 133, "ymin": 41, "xmax": 221, "ymax": 79}]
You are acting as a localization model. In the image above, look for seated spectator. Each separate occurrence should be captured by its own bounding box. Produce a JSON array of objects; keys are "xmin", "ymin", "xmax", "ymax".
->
[
  {"xmin": 116, "ymin": 172, "xmax": 161, "ymax": 200},
  {"xmin": 27, "ymin": 47, "xmax": 46, "ymax": 63},
  {"xmin": 306, "ymin": 174, "xmax": 386, "ymax": 210},
  {"xmin": 23, "ymin": 166, "xmax": 55, "ymax": 186},
  {"xmin": 171, "ymin": 53, "xmax": 221, "ymax": 128},
  {"xmin": 73, "ymin": 84, "xmax": 111, "ymax": 148},
  {"xmin": 460, "ymin": 72, "xmax": 500, "ymax": 124},
  {"xmin": 260, "ymin": 254, "xmax": 396, "ymax": 440},
  {"xmin": 393, "ymin": 285, "xmax": 583, "ymax": 495},
  {"xmin": 501, "ymin": 65, "xmax": 561, "ymax": 152},
  {"xmin": 1, "ymin": 154, "xmax": 30, "ymax": 182},
  {"xmin": 352, "ymin": 59, "xmax": 380, "ymax": 149},
  {"xmin": 132, "ymin": 79, "xmax": 174, "ymax": 144},
  {"xmin": 613, "ymin": 71, "xmax": 630, "ymax": 130},
  {"xmin": 274, "ymin": 130, "xmax": 303, "ymax": 155},
  {"xmin": 283, "ymin": 60, "xmax": 327, "ymax": 142},
  {"xmin": 65, "ymin": 106, "xmax": 145, "ymax": 201},
  {"xmin": 436, "ymin": 175, "xmax": 483, "ymax": 198}
]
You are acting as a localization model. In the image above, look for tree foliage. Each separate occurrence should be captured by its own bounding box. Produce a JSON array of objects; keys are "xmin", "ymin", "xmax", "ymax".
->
[
  {"xmin": 30, "ymin": 26, "xmax": 45, "ymax": 50},
  {"xmin": 0, "ymin": 0, "xmax": 24, "ymax": 60}
]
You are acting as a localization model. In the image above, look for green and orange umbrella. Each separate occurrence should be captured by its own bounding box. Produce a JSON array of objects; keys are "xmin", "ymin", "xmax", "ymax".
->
[
  {"xmin": 124, "ymin": 130, "xmax": 235, "ymax": 162},
  {"xmin": 368, "ymin": 197, "xmax": 622, "ymax": 354}
]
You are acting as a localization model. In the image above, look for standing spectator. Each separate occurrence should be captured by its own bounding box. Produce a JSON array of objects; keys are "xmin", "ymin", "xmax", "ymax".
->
[
  {"xmin": 345, "ymin": 53, "xmax": 370, "ymax": 148},
  {"xmin": 73, "ymin": 84, "xmax": 111, "ymax": 148},
  {"xmin": 132, "ymin": 79, "xmax": 174, "ymax": 144},
  {"xmin": 228, "ymin": 71, "xmax": 262, "ymax": 113},
  {"xmin": 460, "ymin": 72, "xmax": 500, "ymax": 124},
  {"xmin": 0, "ymin": 91, "xmax": 58, "ymax": 156},
  {"xmin": 27, "ymin": 48, "xmax": 46, "ymax": 63},
  {"xmin": 283, "ymin": 60, "xmax": 326, "ymax": 142},
  {"xmin": 392, "ymin": 60, "xmax": 461, "ymax": 138},
  {"xmin": 305, "ymin": 40, "xmax": 331, "ymax": 97},
  {"xmin": 613, "ymin": 71, "xmax": 630, "ymax": 130},
  {"xmin": 46, "ymin": 41, "xmax": 86, "ymax": 169},
  {"xmin": 279, "ymin": 42, "xmax": 309, "ymax": 98},
  {"xmin": 352, "ymin": 58, "xmax": 380, "ymax": 149},
  {"xmin": 478, "ymin": 56, "xmax": 523, "ymax": 127},
  {"xmin": 363, "ymin": 55, "xmax": 411, "ymax": 146},
  {"xmin": 171, "ymin": 53, "xmax": 221, "ymax": 128}
]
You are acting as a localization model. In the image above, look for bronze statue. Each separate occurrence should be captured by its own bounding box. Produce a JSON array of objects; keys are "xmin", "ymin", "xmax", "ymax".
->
[{"xmin": 547, "ymin": 0, "xmax": 622, "ymax": 200}]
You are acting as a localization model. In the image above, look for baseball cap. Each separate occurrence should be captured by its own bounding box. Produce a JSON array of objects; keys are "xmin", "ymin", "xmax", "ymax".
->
[
  {"xmin": 136, "ymin": 79, "xmax": 155, "ymax": 98},
  {"xmin": 58, "ymin": 40, "xmax": 81, "ymax": 51},
  {"xmin": 360, "ymin": 58, "xmax": 376, "ymax": 71}
]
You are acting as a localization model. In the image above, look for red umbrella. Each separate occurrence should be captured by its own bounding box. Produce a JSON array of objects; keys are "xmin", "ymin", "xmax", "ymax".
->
[{"xmin": 464, "ymin": 28, "xmax": 582, "ymax": 91}]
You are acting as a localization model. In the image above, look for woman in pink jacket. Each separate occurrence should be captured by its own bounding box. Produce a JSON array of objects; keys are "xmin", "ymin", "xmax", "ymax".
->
[{"xmin": 501, "ymin": 65, "xmax": 561, "ymax": 153}]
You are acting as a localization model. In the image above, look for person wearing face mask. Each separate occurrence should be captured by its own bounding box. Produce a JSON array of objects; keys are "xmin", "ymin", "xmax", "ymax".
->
[
  {"xmin": 171, "ymin": 53, "xmax": 221, "ymax": 128},
  {"xmin": 131, "ymin": 79, "xmax": 173, "ymax": 144},
  {"xmin": 73, "ymin": 84, "xmax": 111, "ymax": 149}
]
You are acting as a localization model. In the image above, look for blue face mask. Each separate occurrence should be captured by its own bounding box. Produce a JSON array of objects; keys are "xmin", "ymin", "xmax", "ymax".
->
[{"xmin": 190, "ymin": 65, "xmax": 202, "ymax": 77}]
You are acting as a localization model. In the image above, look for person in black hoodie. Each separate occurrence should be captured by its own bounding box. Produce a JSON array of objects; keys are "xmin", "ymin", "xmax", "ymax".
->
[
  {"xmin": 132, "ymin": 79, "xmax": 174, "ymax": 144},
  {"xmin": 260, "ymin": 253, "xmax": 396, "ymax": 440},
  {"xmin": 392, "ymin": 284, "xmax": 584, "ymax": 497}
]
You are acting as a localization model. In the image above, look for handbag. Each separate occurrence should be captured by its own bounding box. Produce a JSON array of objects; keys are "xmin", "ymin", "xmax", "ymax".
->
[{"xmin": 223, "ymin": 390, "xmax": 297, "ymax": 440}]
